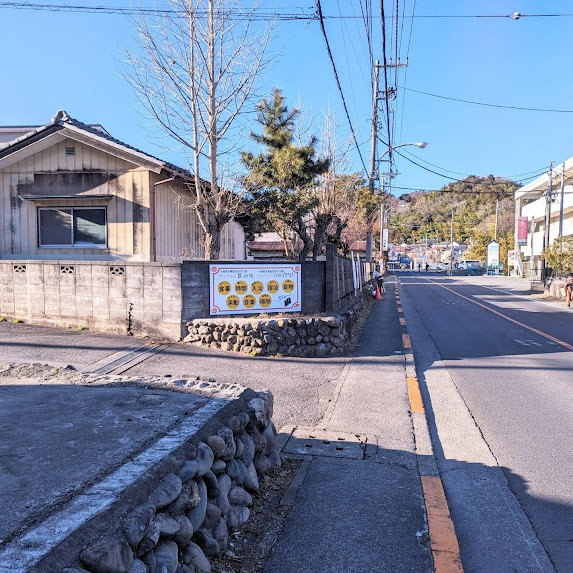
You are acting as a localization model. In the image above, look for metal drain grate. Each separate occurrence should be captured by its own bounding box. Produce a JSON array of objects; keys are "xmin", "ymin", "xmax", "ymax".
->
[{"xmin": 282, "ymin": 428, "xmax": 366, "ymax": 460}]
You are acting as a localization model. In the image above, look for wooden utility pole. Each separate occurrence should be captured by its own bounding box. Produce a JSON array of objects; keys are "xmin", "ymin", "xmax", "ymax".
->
[
  {"xmin": 541, "ymin": 162, "xmax": 554, "ymax": 281},
  {"xmin": 559, "ymin": 162, "xmax": 565, "ymax": 237},
  {"xmin": 449, "ymin": 209, "xmax": 454, "ymax": 275},
  {"xmin": 365, "ymin": 61, "xmax": 380, "ymax": 263}
]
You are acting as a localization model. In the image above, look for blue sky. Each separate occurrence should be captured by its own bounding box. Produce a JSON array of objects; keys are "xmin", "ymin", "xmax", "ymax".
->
[{"xmin": 2, "ymin": 0, "xmax": 573, "ymax": 194}]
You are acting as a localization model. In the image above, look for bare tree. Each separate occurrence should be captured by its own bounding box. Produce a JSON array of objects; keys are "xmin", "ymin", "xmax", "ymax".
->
[{"xmin": 124, "ymin": 0, "xmax": 273, "ymax": 259}]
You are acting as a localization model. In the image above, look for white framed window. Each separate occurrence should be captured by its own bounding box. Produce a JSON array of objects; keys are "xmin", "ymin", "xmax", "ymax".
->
[{"xmin": 38, "ymin": 207, "xmax": 107, "ymax": 248}]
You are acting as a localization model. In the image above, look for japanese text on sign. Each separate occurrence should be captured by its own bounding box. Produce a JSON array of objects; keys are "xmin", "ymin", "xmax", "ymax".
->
[{"xmin": 210, "ymin": 265, "xmax": 301, "ymax": 315}]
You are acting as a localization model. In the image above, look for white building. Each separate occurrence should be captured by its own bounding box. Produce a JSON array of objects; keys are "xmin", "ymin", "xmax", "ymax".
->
[{"xmin": 514, "ymin": 158, "xmax": 573, "ymax": 278}]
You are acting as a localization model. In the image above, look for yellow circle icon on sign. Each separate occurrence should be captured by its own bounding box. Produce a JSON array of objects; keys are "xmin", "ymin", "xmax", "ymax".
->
[
  {"xmin": 243, "ymin": 294, "xmax": 256, "ymax": 308},
  {"xmin": 251, "ymin": 281, "xmax": 264, "ymax": 294},
  {"xmin": 235, "ymin": 280, "xmax": 248, "ymax": 294},
  {"xmin": 267, "ymin": 280, "xmax": 279, "ymax": 293},
  {"xmin": 259, "ymin": 294, "xmax": 272, "ymax": 307},
  {"xmin": 226, "ymin": 295, "xmax": 240, "ymax": 309},
  {"xmin": 282, "ymin": 279, "xmax": 295, "ymax": 293},
  {"xmin": 218, "ymin": 281, "xmax": 232, "ymax": 295}
]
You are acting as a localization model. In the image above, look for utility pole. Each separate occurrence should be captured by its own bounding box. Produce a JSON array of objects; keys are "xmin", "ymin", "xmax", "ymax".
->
[
  {"xmin": 559, "ymin": 162, "xmax": 565, "ymax": 237},
  {"xmin": 494, "ymin": 199, "xmax": 499, "ymax": 242},
  {"xmin": 365, "ymin": 60, "xmax": 380, "ymax": 263},
  {"xmin": 449, "ymin": 209, "xmax": 454, "ymax": 276},
  {"xmin": 541, "ymin": 162, "xmax": 554, "ymax": 282}
]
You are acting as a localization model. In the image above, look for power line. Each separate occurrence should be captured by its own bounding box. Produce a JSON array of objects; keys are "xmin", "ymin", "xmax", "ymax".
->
[
  {"xmin": 316, "ymin": 0, "xmax": 368, "ymax": 173},
  {"xmin": 2, "ymin": 4, "xmax": 573, "ymax": 19},
  {"xmin": 401, "ymin": 86, "xmax": 573, "ymax": 113}
]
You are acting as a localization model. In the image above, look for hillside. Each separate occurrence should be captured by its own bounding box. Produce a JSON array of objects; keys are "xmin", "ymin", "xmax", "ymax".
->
[{"xmin": 390, "ymin": 175, "xmax": 518, "ymax": 262}]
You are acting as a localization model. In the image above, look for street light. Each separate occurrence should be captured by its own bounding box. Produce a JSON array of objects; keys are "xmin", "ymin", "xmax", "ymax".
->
[{"xmin": 366, "ymin": 142, "xmax": 428, "ymax": 264}]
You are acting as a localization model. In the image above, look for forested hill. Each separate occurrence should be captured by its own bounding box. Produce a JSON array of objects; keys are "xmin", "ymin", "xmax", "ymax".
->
[{"xmin": 390, "ymin": 175, "xmax": 518, "ymax": 260}]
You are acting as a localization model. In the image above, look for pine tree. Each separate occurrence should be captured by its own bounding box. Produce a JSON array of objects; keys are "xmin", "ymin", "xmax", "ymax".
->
[{"xmin": 242, "ymin": 89, "xmax": 329, "ymax": 260}]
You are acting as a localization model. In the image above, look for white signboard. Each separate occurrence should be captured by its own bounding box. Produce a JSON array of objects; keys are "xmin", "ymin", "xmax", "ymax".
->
[
  {"xmin": 487, "ymin": 241, "xmax": 500, "ymax": 266},
  {"xmin": 382, "ymin": 228, "xmax": 389, "ymax": 251},
  {"xmin": 210, "ymin": 264, "xmax": 301, "ymax": 315}
]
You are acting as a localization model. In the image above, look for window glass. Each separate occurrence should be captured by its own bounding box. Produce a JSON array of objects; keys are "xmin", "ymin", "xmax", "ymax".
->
[
  {"xmin": 74, "ymin": 209, "xmax": 106, "ymax": 245},
  {"xmin": 39, "ymin": 209, "xmax": 72, "ymax": 246}
]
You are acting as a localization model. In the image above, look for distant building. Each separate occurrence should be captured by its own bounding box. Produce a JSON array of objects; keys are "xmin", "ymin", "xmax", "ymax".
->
[
  {"xmin": 246, "ymin": 232, "xmax": 290, "ymax": 259},
  {"xmin": 514, "ymin": 159, "xmax": 573, "ymax": 278}
]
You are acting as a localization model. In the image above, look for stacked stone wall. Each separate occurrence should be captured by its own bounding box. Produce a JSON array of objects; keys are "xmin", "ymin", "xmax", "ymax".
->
[
  {"xmin": 183, "ymin": 297, "xmax": 365, "ymax": 357},
  {"xmin": 61, "ymin": 391, "xmax": 278, "ymax": 573}
]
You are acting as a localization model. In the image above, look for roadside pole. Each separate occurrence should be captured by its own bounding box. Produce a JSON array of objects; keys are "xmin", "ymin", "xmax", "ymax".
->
[
  {"xmin": 541, "ymin": 162, "xmax": 554, "ymax": 282},
  {"xmin": 449, "ymin": 209, "xmax": 454, "ymax": 276},
  {"xmin": 559, "ymin": 163, "xmax": 565, "ymax": 238}
]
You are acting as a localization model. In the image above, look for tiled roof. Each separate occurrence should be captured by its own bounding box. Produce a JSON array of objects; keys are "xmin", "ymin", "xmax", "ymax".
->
[
  {"xmin": 0, "ymin": 110, "xmax": 192, "ymax": 177},
  {"xmin": 248, "ymin": 241, "xmax": 288, "ymax": 252}
]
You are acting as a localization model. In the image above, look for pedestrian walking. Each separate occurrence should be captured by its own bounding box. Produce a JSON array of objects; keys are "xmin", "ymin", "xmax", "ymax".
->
[
  {"xmin": 425, "ymin": 262, "xmax": 429, "ymax": 272},
  {"xmin": 418, "ymin": 262, "xmax": 421, "ymax": 272},
  {"xmin": 565, "ymin": 274, "xmax": 573, "ymax": 308}
]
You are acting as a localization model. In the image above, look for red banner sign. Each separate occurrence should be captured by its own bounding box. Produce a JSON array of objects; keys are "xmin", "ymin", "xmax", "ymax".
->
[{"xmin": 517, "ymin": 217, "xmax": 528, "ymax": 246}]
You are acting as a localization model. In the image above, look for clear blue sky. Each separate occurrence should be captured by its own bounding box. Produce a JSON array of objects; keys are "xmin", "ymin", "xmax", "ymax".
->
[{"xmin": 2, "ymin": 0, "xmax": 573, "ymax": 194}]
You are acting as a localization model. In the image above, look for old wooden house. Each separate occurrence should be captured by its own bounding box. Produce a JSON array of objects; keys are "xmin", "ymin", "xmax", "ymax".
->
[{"xmin": 0, "ymin": 111, "xmax": 244, "ymax": 261}]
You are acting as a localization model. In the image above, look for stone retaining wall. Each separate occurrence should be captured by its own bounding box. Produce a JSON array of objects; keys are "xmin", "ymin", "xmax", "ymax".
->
[
  {"xmin": 183, "ymin": 296, "xmax": 366, "ymax": 357},
  {"xmin": 53, "ymin": 389, "xmax": 279, "ymax": 573}
]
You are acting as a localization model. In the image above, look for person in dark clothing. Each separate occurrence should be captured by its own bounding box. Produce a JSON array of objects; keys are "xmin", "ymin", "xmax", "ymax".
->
[{"xmin": 425, "ymin": 262, "xmax": 429, "ymax": 272}]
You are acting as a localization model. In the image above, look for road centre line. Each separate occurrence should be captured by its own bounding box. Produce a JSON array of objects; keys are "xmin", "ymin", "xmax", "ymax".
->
[{"xmin": 424, "ymin": 278, "xmax": 573, "ymax": 352}]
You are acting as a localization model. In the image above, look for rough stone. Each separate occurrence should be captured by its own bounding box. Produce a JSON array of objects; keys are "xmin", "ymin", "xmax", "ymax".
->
[
  {"xmin": 253, "ymin": 453, "xmax": 271, "ymax": 475},
  {"xmin": 186, "ymin": 479, "xmax": 200, "ymax": 508},
  {"xmin": 173, "ymin": 515, "xmax": 194, "ymax": 549},
  {"xmin": 206, "ymin": 435, "xmax": 226, "ymax": 458},
  {"xmin": 318, "ymin": 322, "xmax": 331, "ymax": 336},
  {"xmin": 154, "ymin": 513, "xmax": 180, "ymax": 537},
  {"xmin": 196, "ymin": 443, "xmax": 215, "ymax": 478},
  {"xmin": 227, "ymin": 415, "xmax": 242, "ymax": 433},
  {"xmin": 268, "ymin": 449, "xmax": 282, "ymax": 467},
  {"xmin": 267, "ymin": 340, "xmax": 279, "ymax": 354},
  {"xmin": 227, "ymin": 505, "xmax": 250, "ymax": 532},
  {"xmin": 234, "ymin": 438, "xmax": 244, "ymax": 459},
  {"xmin": 238, "ymin": 432, "xmax": 255, "ymax": 465},
  {"xmin": 263, "ymin": 422, "xmax": 277, "ymax": 455},
  {"xmin": 166, "ymin": 490, "xmax": 190, "ymax": 515},
  {"xmin": 181, "ymin": 542, "xmax": 211, "ymax": 573},
  {"xmin": 315, "ymin": 343, "xmax": 330, "ymax": 357},
  {"xmin": 122, "ymin": 504, "xmax": 155, "ymax": 547},
  {"xmin": 217, "ymin": 473, "xmax": 232, "ymax": 516},
  {"xmin": 202, "ymin": 503, "xmax": 222, "ymax": 530},
  {"xmin": 61, "ymin": 568, "xmax": 90, "ymax": 573},
  {"xmin": 228, "ymin": 486, "xmax": 252, "ymax": 506},
  {"xmin": 248, "ymin": 424, "xmax": 266, "ymax": 453},
  {"xmin": 187, "ymin": 479, "xmax": 208, "ymax": 531},
  {"xmin": 243, "ymin": 462, "xmax": 260, "ymax": 492},
  {"xmin": 148, "ymin": 474, "xmax": 182, "ymax": 509},
  {"xmin": 217, "ymin": 427, "xmax": 236, "ymax": 461},
  {"xmin": 203, "ymin": 469, "xmax": 219, "ymax": 499},
  {"xmin": 137, "ymin": 522, "xmax": 160, "ymax": 556},
  {"xmin": 193, "ymin": 530, "xmax": 220, "ymax": 556},
  {"xmin": 128, "ymin": 559, "xmax": 147, "ymax": 573},
  {"xmin": 235, "ymin": 459, "xmax": 247, "ymax": 486},
  {"xmin": 213, "ymin": 517, "xmax": 229, "ymax": 552},
  {"xmin": 140, "ymin": 550, "xmax": 156, "ymax": 570},
  {"xmin": 153, "ymin": 541, "xmax": 179, "ymax": 573},
  {"xmin": 79, "ymin": 535, "xmax": 134, "ymax": 573},
  {"xmin": 176, "ymin": 565, "xmax": 194, "ymax": 573},
  {"xmin": 210, "ymin": 459, "xmax": 226, "ymax": 474}
]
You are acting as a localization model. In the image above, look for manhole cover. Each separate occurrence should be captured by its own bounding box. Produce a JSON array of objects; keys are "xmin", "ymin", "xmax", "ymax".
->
[{"xmin": 282, "ymin": 428, "xmax": 366, "ymax": 460}]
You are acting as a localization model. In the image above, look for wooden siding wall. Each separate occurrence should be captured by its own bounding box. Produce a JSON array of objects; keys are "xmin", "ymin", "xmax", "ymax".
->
[
  {"xmin": 0, "ymin": 138, "xmax": 152, "ymax": 260},
  {"xmin": 153, "ymin": 176, "xmax": 244, "ymax": 261}
]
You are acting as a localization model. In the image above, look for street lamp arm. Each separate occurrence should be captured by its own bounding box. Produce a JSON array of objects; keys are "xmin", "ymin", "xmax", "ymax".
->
[{"xmin": 378, "ymin": 141, "xmax": 427, "ymax": 160}]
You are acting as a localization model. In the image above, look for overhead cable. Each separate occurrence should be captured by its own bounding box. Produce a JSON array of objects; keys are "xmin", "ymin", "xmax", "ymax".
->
[
  {"xmin": 401, "ymin": 86, "xmax": 573, "ymax": 113},
  {"xmin": 316, "ymin": 0, "xmax": 369, "ymax": 173}
]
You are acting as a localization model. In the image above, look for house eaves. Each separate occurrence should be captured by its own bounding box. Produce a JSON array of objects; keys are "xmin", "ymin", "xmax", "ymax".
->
[
  {"xmin": 515, "ymin": 155, "xmax": 573, "ymax": 200},
  {"xmin": 0, "ymin": 110, "xmax": 194, "ymax": 180}
]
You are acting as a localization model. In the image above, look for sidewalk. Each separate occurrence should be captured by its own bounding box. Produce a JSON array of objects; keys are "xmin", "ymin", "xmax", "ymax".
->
[{"xmin": 266, "ymin": 279, "xmax": 434, "ymax": 573}]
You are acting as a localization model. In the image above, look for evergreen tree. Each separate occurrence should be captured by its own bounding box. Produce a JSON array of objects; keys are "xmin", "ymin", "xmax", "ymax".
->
[{"xmin": 242, "ymin": 89, "xmax": 329, "ymax": 260}]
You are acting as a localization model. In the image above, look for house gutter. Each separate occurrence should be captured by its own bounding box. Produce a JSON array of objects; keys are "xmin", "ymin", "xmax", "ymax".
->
[{"xmin": 152, "ymin": 176, "xmax": 176, "ymax": 262}]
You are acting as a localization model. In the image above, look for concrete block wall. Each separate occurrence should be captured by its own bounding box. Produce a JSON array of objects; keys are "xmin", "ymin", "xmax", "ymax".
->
[{"xmin": 0, "ymin": 261, "xmax": 183, "ymax": 340}]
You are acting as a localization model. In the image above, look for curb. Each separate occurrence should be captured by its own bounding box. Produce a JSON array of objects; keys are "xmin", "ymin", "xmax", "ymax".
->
[{"xmin": 396, "ymin": 278, "xmax": 464, "ymax": 573}]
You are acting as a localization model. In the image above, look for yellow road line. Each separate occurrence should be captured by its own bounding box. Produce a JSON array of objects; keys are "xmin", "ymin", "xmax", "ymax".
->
[
  {"xmin": 425, "ymin": 279, "xmax": 573, "ymax": 352},
  {"xmin": 402, "ymin": 333, "xmax": 412, "ymax": 349},
  {"xmin": 421, "ymin": 476, "xmax": 464, "ymax": 573},
  {"xmin": 407, "ymin": 377, "xmax": 424, "ymax": 413}
]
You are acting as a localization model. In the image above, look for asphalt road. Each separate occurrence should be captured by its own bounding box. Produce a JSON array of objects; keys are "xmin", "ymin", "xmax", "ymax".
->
[{"xmin": 400, "ymin": 272, "xmax": 572, "ymax": 573}]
